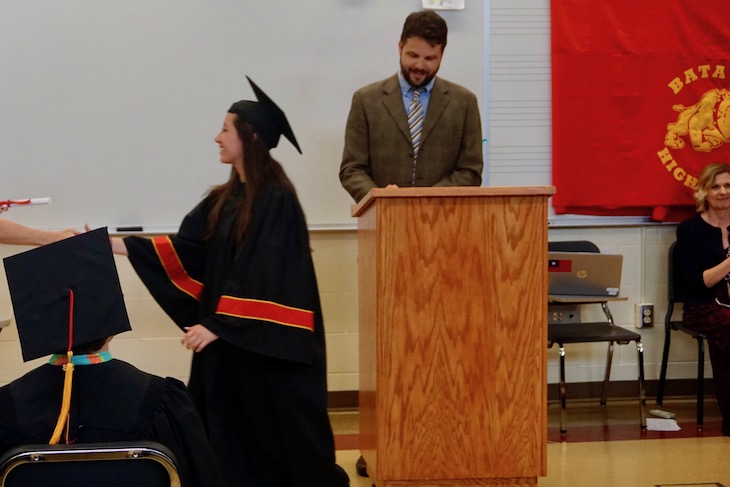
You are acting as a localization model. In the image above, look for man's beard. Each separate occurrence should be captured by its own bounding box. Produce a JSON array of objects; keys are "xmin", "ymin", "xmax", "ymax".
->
[{"xmin": 401, "ymin": 66, "xmax": 436, "ymax": 88}]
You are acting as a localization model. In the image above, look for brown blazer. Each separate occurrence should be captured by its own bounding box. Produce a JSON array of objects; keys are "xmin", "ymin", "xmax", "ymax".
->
[{"xmin": 339, "ymin": 74, "xmax": 483, "ymax": 202}]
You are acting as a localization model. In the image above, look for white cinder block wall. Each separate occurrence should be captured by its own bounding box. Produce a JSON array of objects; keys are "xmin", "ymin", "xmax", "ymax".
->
[
  {"xmin": 0, "ymin": 231, "xmax": 361, "ymax": 391},
  {"xmin": 0, "ymin": 225, "xmax": 708, "ymax": 393}
]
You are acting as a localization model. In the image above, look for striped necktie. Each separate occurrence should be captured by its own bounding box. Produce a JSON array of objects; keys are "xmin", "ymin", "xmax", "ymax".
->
[{"xmin": 407, "ymin": 88, "xmax": 424, "ymax": 158}]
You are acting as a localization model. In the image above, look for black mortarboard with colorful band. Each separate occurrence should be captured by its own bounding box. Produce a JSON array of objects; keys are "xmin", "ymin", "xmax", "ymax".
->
[{"xmin": 3, "ymin": 227, "xmax": 131, "ymax": 362}]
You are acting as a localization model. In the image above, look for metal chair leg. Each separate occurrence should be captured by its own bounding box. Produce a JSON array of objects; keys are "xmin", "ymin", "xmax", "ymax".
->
[
  {"xmin": 637, "ymin": 341, "xmax": 647, "ymax": 430},
  {"xmin": 601, "ymin": 302, "xmax": 615, "ymax": 324},
  {"xmin": 600, "ymin": 341, "xmax": 615, "ymax": 407},
  {"xmin": 599, "ymin": 302, "xmax": 616, "ymax": 408},
  {"xmin": 657, "ymin": 325, "xmax": 672, "ymax": 406},
  {"xmin": 698, "ymin": 338, "xmax": 705, "ymax": 430},
  {"xmin": 559, "ymin": 344, "xmax": 567, "ymax": 435}
]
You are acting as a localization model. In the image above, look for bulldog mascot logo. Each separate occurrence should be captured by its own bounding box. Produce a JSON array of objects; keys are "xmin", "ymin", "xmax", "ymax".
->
[
  {"xmin": 657, "ymin": 65, "xmax": 730, "ymax": 193},
  {"xmin": 665, "ymin": 88, "xmax": 730, "ymax": 153}
]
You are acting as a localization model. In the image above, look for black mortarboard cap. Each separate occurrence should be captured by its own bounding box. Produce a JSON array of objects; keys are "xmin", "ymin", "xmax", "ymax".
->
[
  {"xmin": 4, "ymin": 227, "xmax": 131, "ymax": 362},
  {"xmin": 227, "ymin": 76, "xmax": 302, "ymax": 154}
]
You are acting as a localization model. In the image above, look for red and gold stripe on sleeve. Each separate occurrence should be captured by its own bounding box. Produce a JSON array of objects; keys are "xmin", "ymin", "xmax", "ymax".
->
[
  {"xmin": 216, "ymin": 296, "xmax": 315, "ymax": 332},
  {"xmin": 152, "ymin": 236, "xmax": 204, "ymax": 300}
]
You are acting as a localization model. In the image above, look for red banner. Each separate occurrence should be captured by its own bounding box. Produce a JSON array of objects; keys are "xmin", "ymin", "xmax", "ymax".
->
[{"xmin": 551, "ymin": 1, "xmax": 730, "ymax": 221}]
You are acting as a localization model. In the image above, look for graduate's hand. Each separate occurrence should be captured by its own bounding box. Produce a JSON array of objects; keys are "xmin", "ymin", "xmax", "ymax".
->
[
  {"xmin": 181, "ymin": 325, "xmax": 218, "ymax": 353},
  {"xmin": 85, "ymin": 224, "xmax": 128, "ymax": 255},
  {"xmin": 109, "ymin": 236, "xmax": 128, "ymax": 256}
]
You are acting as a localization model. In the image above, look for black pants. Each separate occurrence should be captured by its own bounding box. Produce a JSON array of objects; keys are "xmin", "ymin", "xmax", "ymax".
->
[{"xmin": 684, "ymin": 301, "xmax": 730, "ymax": 432}]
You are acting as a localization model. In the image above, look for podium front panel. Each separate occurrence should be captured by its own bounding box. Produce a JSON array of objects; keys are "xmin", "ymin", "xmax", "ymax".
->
[{"xmin": 356, "ymin": 188, "xmax": 550, "ymax": 485}]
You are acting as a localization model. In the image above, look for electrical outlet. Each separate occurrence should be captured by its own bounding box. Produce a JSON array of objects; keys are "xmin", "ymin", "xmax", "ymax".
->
[{"xmin": 635, "ymin": 303, "xmax": 654, "ymax": 328}]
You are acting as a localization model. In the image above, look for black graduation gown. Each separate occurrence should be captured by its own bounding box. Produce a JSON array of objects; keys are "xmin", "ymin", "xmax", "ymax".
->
[
  {"xmin": 0, "ymin": 360, "xmax": 223, "ymax": 487},
  {"xmin": 124, "ymin": 183, "xmax": 349, "ymax": 487}
]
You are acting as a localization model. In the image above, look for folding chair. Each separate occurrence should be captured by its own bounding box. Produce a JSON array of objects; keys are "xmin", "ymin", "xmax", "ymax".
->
[
  {"xmin": 548, "ymin": 241, "xmax": 647, "ymax": 435},
  {"xmin": 0, "ymin": 441, "xmax": 181, "ymax": 487},
  {"xmin": 656, "ymin": 241, "xmax": 708, "ymax": 429}
]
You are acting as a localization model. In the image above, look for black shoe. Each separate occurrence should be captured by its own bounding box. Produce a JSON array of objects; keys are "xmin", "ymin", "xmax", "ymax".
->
[{"xmin": 355, "ymin": 455, "xmax": 369, "ymax": 477}]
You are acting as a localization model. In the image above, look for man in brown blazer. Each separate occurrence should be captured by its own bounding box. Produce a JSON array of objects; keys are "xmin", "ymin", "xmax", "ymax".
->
[{"xmin": 339, "ymin": 10, "xmax": 483, "ymax": 203}]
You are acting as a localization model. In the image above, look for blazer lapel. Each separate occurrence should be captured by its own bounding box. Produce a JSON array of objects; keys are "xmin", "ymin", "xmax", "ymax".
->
[
  {"xmin": 382, "ymin": 75, "xmax": 412, "ymax": 143},
  {"xmin": 421, "ymin": 77, "xmax": 449, "ymax": 144}
]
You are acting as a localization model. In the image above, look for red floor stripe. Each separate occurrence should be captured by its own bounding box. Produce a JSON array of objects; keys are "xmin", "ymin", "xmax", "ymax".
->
[
  {"xmin": 548, "ymin": 420, "xmax": 725, "ymax": 443},
  {"xmin": 334, "ymin": 434, "xmax": 359, "ymax": 451},
  {"xmin": 335, "ymin": 422, "xmax": 727, "ymax": 451}
]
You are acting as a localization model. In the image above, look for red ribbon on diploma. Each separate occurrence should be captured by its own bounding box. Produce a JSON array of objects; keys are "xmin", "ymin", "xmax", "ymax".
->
[{"xmin": 0, "ymin": 198, "xmax": 51, "ymax": 211}]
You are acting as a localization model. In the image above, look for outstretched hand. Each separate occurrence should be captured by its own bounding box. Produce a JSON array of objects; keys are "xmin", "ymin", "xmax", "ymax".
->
[{"xmin": 48, "ymin": 228, "xmax": 82, "ymax": 243}]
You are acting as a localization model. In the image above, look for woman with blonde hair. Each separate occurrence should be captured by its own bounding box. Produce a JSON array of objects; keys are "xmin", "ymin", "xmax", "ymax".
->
[{"xmin": 677, "ymin": 161, "xmax": 730, "ymax": 435}]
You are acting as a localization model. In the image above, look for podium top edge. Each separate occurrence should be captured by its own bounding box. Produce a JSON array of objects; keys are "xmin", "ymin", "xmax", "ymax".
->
[{"xmin": 351, "ymin": 185, "xmax": 556, "ymax": 217}]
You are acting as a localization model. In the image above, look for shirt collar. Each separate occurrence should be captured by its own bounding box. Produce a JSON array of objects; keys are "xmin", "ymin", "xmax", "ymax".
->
[{"xmin": 397, "ymin": 71, "xmax": 435, "ymax": 97}]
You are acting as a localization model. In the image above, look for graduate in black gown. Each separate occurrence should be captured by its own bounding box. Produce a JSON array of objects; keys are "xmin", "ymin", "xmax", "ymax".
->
[
  {"xmin": 0, "ymin": 228, "xmax": 224, "ymax": 487},
  {"xmin": 110, "ymin": 77, "xmax": 349, "ymax": 487}
]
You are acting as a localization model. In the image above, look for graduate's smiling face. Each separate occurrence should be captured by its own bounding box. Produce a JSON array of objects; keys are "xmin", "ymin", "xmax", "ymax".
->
[{"xmin": 215, "ymin": 113, "xmax": 245, "ymax": 180}]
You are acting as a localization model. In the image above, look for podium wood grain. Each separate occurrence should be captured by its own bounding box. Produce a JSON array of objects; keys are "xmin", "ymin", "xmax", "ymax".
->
[{"xmin": 353, "ymin": 187, "xmax": 554, "ymax": 487}]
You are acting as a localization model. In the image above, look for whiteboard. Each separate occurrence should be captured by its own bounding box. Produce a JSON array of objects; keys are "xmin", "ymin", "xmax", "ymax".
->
[{"xmin": 0, "ymin": 1, "xmax": 485, "ymax": 232}]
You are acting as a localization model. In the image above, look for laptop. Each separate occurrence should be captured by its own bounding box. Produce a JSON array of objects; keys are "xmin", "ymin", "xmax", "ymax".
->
[{"xmin": 548, "ymin": 252, "xmax": 623, "ymax": 298}]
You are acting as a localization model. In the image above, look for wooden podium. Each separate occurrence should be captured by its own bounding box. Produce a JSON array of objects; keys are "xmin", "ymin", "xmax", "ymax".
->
[{"xmin": 352, "ymin": 186, "xmax": 555, "ymax": 487}]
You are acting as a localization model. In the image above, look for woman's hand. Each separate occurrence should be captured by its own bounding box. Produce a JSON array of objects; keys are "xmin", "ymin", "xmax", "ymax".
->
[
  {"xmin": 109, "ymin": 236, "xmax": 128, "ymax": 255},
  {"xmin": 703, "ymin": 254, "xmax": 730, "ymax": 288},
  {"xmin": 181, "ymin": 324, "xmax": 219, "ymax": 353},
  {"xmin": 88, "ymin": 224, "xmax": 129, "ymax": 255}
]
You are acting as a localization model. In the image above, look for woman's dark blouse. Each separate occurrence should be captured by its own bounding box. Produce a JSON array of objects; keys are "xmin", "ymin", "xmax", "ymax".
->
[{"xmin": 676, "ymin": 214, "xmax": 730, "ymax": 305}]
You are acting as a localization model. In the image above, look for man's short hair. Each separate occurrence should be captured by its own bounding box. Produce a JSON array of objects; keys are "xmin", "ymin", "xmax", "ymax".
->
[{"xmin": 400, "ymin": 10, "xmax": 448, "ymax": 49}]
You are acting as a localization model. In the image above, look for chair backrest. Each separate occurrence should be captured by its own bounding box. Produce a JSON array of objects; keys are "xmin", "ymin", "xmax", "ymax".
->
[
  {"xmin": 667, "ymin": 240, "xmax": 688, "ymax": 305},
  {"xmin": 0, "ymin": 441, "xmax": 181, "ymax": 487},
  {"xmin": 548, "ymin": 240, "xmax": 600, "ymax": 253}
]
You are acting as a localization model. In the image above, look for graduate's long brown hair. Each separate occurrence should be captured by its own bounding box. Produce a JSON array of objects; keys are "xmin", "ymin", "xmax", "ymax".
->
[{"xmin": 205, "ymin": 116, "xmax": 297, "ymax": 246}]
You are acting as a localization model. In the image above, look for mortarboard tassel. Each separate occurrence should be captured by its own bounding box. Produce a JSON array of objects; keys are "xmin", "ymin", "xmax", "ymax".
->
[{"xmin": 49, "ymin": 289, "xmax": 75, "ymax": 445}]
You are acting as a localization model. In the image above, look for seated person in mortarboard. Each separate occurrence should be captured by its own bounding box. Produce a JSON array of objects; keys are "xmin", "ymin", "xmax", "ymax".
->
[{"xmin": 0, "ymin": 228, "xmax": 224, "ymax": 487}]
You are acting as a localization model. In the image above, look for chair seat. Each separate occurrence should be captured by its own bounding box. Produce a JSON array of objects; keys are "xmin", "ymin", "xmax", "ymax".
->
[
  {"xmin": 549, "ymin": 322, "xmax": 641, "ymax": 344},
  {"xmin": 669, "ymin": 320, "xmax": 707, "ymax": 340}
]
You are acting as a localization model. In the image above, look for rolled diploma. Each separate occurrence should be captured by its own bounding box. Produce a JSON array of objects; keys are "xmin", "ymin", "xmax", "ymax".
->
[{"xmin": 1, "ymin": 197, "xmax": 52, "ymax": 207}]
